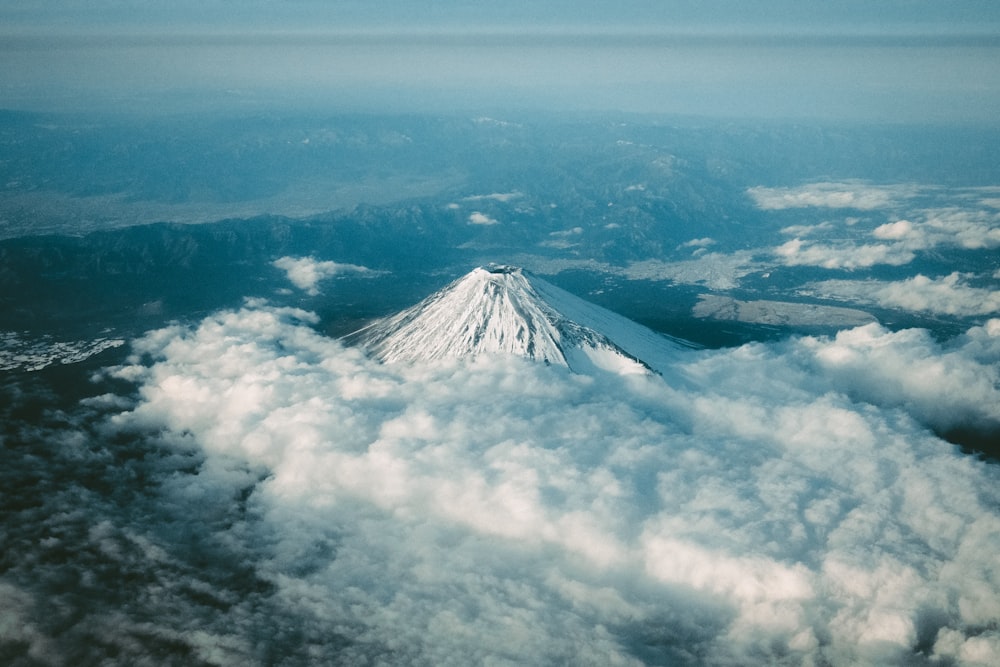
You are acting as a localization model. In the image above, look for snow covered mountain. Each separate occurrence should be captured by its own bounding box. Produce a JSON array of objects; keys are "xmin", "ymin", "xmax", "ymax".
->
[{"xmin": 347, "ymin": 265, "xmax": 696, "ymax": 375}]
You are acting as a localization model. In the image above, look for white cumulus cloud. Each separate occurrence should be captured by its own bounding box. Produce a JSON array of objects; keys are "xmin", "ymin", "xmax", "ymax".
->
[
  {"xmin": 756, "ymin": 182, "xmax": 1000, "ymax": 271},
  {"xmin": 868, "ymin": 210, "xmax": 1000, "ymax": 253},
  {"xmin": 805, "ymin": 273, "xmax": 1000, "ymax": 317},
  {"xmin": 91, "ymin": 300, "xmax": 1000, "ymax": 666},
  {"xmin": 770, "ymin": 197, "xmax": 1000, "ymax": 270},
  {"xmin": 467, "ymin": 211, "xmax": 499, "ymax": 225},
  {"xmin": 272, "ymin": 256, "xmax": 372, "ymax": 295},
  {"xmin": 774, "ymin": 238, "xmax": 915, "ymax": 269},
  {"xmin": 872, "ymin": 218, "xmax": 915, "ymax": 240},
  {"xmin": 789, "ymin": 321, "xmax": 1000, "ymax": 433},
  {"xmin": 913, "ymin": 208, "xmax": 1000, "ymax": 250}
]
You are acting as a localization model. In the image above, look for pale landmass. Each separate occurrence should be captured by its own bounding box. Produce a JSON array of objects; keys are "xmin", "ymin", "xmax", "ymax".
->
[
  {"xmin": 624, "ymin": 254, "xmax": 761, "ymax": 290},
  {"xmin": 0, "ymin": 172, "xmax": 462, "ymax": 240},
  {"xmin": 693, "ymin": 294, "xmax": 877, "ymax": 328}
]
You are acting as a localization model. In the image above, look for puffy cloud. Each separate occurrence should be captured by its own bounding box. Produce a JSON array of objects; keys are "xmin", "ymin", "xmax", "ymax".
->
[
  {"xmin": 774, "ymin": 237, "xmax": 914, "ymax": 269},
  {"xmin": 869, "ymin": 210, "xmax": 1000, "ymax": 253},
  {"xmin": 272, "ymin": 256, "xmax": 372, "ymax": 295},
  {"xmin": 935, "ymin": 629, "xmax": 1000, "ymax": 665},
  {"xmin": 467, "ymin": 211, "xmax": 499, "ymax": 225},
  {"xmin": 872, "ymin": 218, "xmax": 914, "ymax": 240},
  {"xmin": 747, "ymin": 182, "xmax": 910, "ymax": 210},
  {"xmin": 5, "ymin": 300, "xmax": 998, "ymax": 664},
  {"xmin": 763, "ymin": 185, "xmax": 999, "ymax": 270},
  {"xmin": 61, "ymin": 300, "xmax": 999, "ymax": 665},
  {"xmin": 920, "ymin": 208, "xmax": 1000, "ymax": 250},
  {"xmin": 788, "ymin": 321, "xmax": 1000, "ymax": 434},
  {"xmin": 805, "ymin": 273, "xmax": 1000, "ymax": 317}
]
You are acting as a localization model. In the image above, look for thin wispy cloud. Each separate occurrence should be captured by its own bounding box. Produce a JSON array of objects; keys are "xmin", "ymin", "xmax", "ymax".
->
[
  {"xmin": 747, "ymin": 182, "xmax": 913, "ymax": 211},
  {"xmin": 462, "ymin": 191, "xmax": 522, "ymax": 203}
]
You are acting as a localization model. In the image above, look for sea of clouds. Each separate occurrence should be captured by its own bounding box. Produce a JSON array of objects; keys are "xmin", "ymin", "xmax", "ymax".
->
[
  {"xmin": 4, "ymin": 297, "xmax": 996, "ymax": 665},
  {"xmin": 4, "ymin": 174, "xmax": 1000, "ymax": 664}
]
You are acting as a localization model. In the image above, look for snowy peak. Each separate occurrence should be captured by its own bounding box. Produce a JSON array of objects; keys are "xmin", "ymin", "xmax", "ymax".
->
[
  {"xmin": 350, "ymin": 266, "xmax": 695, "ymax": 375},
  {"xmin": 362, "ymin": 266, "xmax": 569, "ymax": 365}
]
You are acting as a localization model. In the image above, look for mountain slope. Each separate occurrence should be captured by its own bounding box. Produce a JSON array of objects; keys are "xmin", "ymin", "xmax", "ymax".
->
[{"xmin": 347, "ymin": 265, "xmax": 696, "ymax": 375}]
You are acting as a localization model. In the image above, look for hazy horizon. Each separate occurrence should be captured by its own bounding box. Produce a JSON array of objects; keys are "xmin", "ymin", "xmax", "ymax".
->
[{"xmin": 3, "ymin": 1, "xmax": 1000, "ymax": 122}]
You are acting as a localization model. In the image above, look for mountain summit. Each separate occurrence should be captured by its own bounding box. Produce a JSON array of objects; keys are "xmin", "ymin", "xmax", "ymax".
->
[{"xmin": 348, "ymin": 266, "xmax": 695, "ymax": 375}]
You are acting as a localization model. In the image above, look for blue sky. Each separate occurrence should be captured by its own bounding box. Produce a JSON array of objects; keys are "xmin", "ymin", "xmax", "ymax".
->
[{"xmin": 2, "ymin": 1, "xmax": 999, "ymax": 120}]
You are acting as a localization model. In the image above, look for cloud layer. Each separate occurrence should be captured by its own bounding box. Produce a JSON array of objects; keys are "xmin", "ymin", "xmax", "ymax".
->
[
  {"xmin": 743, "ymin": 183, "xmax": 1000, "ymax": 275},
  {"xmin": 804, "ymin": 273, "xmax": 1000, "ymax": 317},
  {"xmin": 60, "ymin": 300, "xmax": 1000, "ymax": 665}
]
